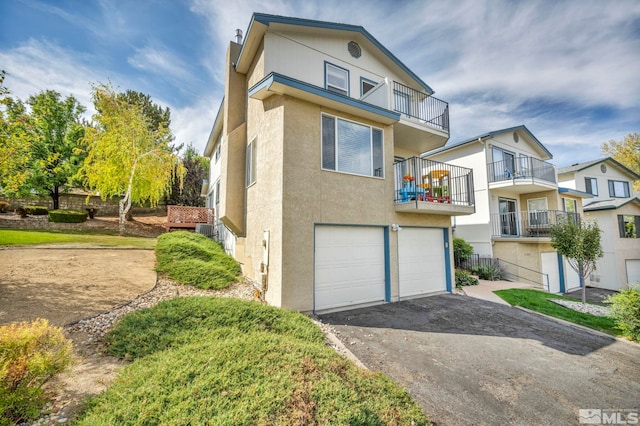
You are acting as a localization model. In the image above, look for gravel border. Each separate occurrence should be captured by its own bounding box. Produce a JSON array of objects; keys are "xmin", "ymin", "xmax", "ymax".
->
[{"xmin": 548, "ymin": 298, "xmax": 611, "ymax": 317}]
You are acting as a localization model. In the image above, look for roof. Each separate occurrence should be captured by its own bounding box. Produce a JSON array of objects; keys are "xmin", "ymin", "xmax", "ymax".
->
[
  {"xmin": 583, "ymin": 197, "xmax": 640, "ymax": 212},
  {"xmin": 235, "ymin": 13, "xmax": 434, "ymax": 95},
  {"xmin": 557, "ymin": 157, "xmax": 640, "ymax": 180},
  {"xmin": 424, "ymin": 125, "xmax": 552, "ymax": 159},
  {"xmin": 558, "ymin": 187, "xmax": 594, "ymax": 198}
]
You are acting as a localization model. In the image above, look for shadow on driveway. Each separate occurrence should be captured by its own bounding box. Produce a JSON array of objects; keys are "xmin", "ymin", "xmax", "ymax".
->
[{"xmin": 321, "ymin": 294, "xmax": 615, "ymax": 356}]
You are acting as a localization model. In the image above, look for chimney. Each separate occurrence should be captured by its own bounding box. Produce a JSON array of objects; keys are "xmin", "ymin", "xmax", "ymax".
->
[{"xmin": 235, "ymin": 29, "xmax": 243, "ymax": 44}]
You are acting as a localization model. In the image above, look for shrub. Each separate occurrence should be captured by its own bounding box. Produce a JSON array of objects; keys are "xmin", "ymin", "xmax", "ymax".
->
[
  {"xmin": 24, "ymin": 206, "xmax": 48, "ymax": 215},
  {"xmin": 605, "ymin": 284, "xmax": 640, "ymax": 342},
  {"xmin": 453, "ymin": 237, "xmax": 473, "ymax": 262},
  {"xmin": 0, "ymin": 319, "xmax": 73, "ymax": 425},
  {"xmin": 478, "ymin": 264, "xmax": 501, "ymax": 280},
  {"xmin": 455, "ymin": 269, "xmax": 478, "ymax": 288},
  {"xmin": 0, "ymin": 201, "xmax": 9, "ymax": 213},
  {"xmin": 47, "ymin": 209, "xmax": 88, "ymax": 223}
]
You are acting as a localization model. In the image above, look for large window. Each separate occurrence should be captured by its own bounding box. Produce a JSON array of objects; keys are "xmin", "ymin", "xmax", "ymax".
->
[
  {"xmin": 325, "ymin": 62, "xmax": 349, "ymax": 96},
  {"xmin": 618, "ymin": 215, "xmax": 640, "ymax": 238},
  {"xmin": 321, "ymin": 114, "xmax": 383, "ymax": 178},
  {"xmin": 584, "ymin": 177, "xmax": 598, "ymax": 195},
  {"xmin": 246, "ymin": 138, "xmax": 257, "ymax": 187},
  {"xmin": 608, "ymin": 180, "xmax": 630, "ymax": 198}
]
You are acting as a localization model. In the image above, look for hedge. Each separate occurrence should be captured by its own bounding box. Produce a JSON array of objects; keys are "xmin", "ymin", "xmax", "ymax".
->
[
  {"xmin": 48, "ymin": 209, "xmax": 88, "ymax": 223},
  {"xmin": 24, "ymin": 206, "xmax": 48, "ymax": 215}
]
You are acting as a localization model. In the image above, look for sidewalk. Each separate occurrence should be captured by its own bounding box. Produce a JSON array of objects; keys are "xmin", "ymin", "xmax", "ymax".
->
[{"xmin": 460, "ymin": 279, "xmax": 537, "ymax": 305}]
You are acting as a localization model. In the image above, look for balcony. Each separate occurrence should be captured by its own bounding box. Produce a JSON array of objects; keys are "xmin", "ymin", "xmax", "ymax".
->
[
  {"xmin": 488, "ymin": 157, "xmax": 557, "ymax": 194},
  {"xmin": 394, "ymin": 157, "xmax": 475, "ymax": 215},
  {"xmin": 490, "ymin": 210, "xmax": 580, "ymax": 238}
]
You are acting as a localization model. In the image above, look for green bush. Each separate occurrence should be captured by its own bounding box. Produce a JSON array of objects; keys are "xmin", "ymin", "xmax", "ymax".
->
[
  {"xmin": 47, "ymin": 209, "xmax": 88, "ymax": 223},
  {"xmin": 455, "ymin": 269, "xmax": 478, "ymax": 288},
  {"xmin": 0, "ymin": 319, "xmax": 72, "ymax": 425},
  {"xmin": 605, "ymin": 284, "xmax": 640, "ymax": 342},
  {"xmin": 453, "ymin": 237, "xmax": 473, "ymax": 262},
  {"xmin": 478, "ymin": 264, "xmax": 501, "ymax": 280},
  {"xmin": 155, "ymin": 231, "xmax": 241, "ymax": 290},
  {"xmin": 0, "ymin": 201, "xmax": 9, "ymax": 213},
  {"xmin": 24, "ymin": 206, "xmax": 48, "ymax": 215}
]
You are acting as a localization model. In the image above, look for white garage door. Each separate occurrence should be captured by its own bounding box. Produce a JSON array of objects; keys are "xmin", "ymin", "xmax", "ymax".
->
[
  {"xmin": 314, "ymin": 226, "xmax": 386, "ymax": 311},
  {"xmin": 627, "ymin": 259, "xmax": 640, "ymax": 285},
  {"xmin": 398, "ymin": 228, "xmax": 446, "ymax": 298}
]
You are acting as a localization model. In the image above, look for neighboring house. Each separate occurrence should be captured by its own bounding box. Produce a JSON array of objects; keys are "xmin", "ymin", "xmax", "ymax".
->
[
  {"xmin": 202, "ymin": 13, "xmax": 475, "ymax": 313},
  {"xmin": 425, "ymin": 126, "xmax": 591, "ymax": 293},
  {"xmin": 557, "ymin": 158, "xmax": 640, "ymax": 290}
]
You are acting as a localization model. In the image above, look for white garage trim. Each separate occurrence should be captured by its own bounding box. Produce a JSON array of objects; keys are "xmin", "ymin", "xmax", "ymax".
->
[
  {"xmin": 313, "ymin": 224, "xmax": 389, "ymax": 312},
  {"xmin": 398, "ymin": 227, "xmax": 450, "ymax": 298},
  {"xmin": 626, "ymin": 259, "xmax": 640, "ymax": 285}
]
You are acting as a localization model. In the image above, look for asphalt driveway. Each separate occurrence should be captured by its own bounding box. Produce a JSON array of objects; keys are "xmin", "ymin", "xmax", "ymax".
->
[{"xmin": 320, "ymin": 294, "xmax": 640, "ymax": 426}]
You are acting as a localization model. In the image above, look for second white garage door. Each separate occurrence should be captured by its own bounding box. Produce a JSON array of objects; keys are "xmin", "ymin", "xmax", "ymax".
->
[
  {"xmin": 314, "ymin": 226, "xmax": 386, "ymax": 312},
  {"xmin": 398, "ymin": 228, "xmax": 446, "ymax": 298}
]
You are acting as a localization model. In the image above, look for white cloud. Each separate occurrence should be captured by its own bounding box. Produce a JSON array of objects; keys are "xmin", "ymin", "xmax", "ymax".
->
[{"xmin": 128, "ymin": 45, "xmax": 193, "ymax": 82}]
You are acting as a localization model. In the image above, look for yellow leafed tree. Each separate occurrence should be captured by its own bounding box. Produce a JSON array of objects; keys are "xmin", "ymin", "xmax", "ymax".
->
[
  {"xmin": 81, "ymin": 83, "xmax": 184, "ymax": 235},
  {"xmin": 602, "ymin": 133, "xmax": 640, "ymax": 191}
]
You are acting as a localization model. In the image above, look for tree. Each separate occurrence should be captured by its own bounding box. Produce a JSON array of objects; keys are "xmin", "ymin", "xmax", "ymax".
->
[
  {"xmin": 81, "ymin": 83, "xmax": 184, "ymax": 235},
  {"xmin": 0, "ymin": 86, "xmax": 86, "ymax": 208},
  {"xmin": 166, "ymin": 144, "xmax": 209, "ymax": 207},
  {"xmin": 602, "ymin": 133, "xmax": 640, "ymax": 191},
  {"xmin": 550, "ymin": 217, "xmax": 603, "ymax": 304}
]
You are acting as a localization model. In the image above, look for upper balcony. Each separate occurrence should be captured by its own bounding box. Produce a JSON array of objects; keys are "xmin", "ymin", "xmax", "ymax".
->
[
  {"xmin": 394, "ymin": 157, "xmax": 475, "ymax": 216},
  {"xmin": 490, "ymin": 210, "xmax": 580, "ymax": 239},
  {"xmin": 488, "ymin": 157, "xmax": 557, "ymax": 194},
  {"xmin": 362, "ymin": 81, "xmax": 450, "ymax": 152}
]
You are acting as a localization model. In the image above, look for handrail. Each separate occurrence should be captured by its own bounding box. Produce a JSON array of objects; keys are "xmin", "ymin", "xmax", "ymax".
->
[
  {"xmin": 392, "ymin": 81, "xmax": 449, "ymax": 133},
  {"xmin": 497, "ymin": 257, "xmax": 550, "ymax": 291}
]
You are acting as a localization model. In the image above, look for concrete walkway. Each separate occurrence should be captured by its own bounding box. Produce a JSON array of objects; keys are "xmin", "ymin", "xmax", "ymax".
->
[{"xmin": 459, "ymin": 279, "xmax": 536, "ymax": 305}]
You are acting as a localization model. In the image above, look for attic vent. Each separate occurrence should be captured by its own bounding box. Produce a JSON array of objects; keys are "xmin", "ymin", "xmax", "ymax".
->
[
  {"xmin": 513, "ymin": 132, "xmax": 519, "ymax": 143},
  {"xmin": 601, "ymin": 164, "xmax": 607, "ymax": 173},
  {"xmin": 348, "ymin": 41, "xmax": 361, "ymax": 58}
]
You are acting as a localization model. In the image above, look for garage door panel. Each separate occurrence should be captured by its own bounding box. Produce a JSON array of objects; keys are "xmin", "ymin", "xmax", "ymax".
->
[
  {"xmin": 314, "ymin": 226, "xmax": 386, "ymax": 311},
  {"xmin": 398, "ymin": 228, "xmax": 446, "ymax": 298}
]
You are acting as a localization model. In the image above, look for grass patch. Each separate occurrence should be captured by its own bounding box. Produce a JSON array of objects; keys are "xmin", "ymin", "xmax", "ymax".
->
[
  {"xmin": 78, "ymin": 298, "xmax": 430, "ymax": 425},
  {"xmin": 494, "ymin": 289, "xmax": 619, "ymax": 336},
  {"xmin": 155, "ymin": 231, "xmax": 241, "ymax": 290},
  {"xmin": 0, "ymin": 229, "xmax": 156, "ymax": 248}
]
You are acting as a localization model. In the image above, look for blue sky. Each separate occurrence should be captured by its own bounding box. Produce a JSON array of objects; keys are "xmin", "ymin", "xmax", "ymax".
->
[{"xmin": 1, "ymin": 0, "xmax": 639, "ymax": 167}]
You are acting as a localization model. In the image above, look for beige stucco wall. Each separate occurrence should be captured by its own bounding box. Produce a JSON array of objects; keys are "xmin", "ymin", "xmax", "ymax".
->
[
  {"xmin": 520, "ymin": 189, "xmax": 560, "ymax": 211},
  {"xmin": 493, "ymin": 240, "xmax": 553, "ymax": 286}
]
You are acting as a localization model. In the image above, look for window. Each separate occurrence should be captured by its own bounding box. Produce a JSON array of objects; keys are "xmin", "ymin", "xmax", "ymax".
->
[
  {"xmin": 215, "ymin": 180, "xmax": 220, "ymax": 205},
  {"xmin": 246, "ymin": 138, "xmax": 257, "ymax": 186},
  {"xmin": 563, "ymin": 197, "xmax": 577, "ymax": 213},
  {"xmin": 608, "ymin": 180, "xmax": 630, "ymax": 198},
  {"xmin": 527, "ymin": 198, "xmax": 548, "ymax": 226},
  {"xmin": 585, "ymin": 177, "xmax": 598, "ymax": 195},
  {"xmin": 214, "ymin": 143, "xmax": 221, "ymax": 163},
  {"xmin": 360, "ymin": 78, "xmax": 376, "ymax": 97},
  {"xmin": 325, "ymin": 62, "xmax": 349, "ymax": 96},
  {"xmin": 492, "ymin": 147, "xmax": 515, "ymax": 180},
  {"xmin": 321, "ymin": 114, "xmax": 383, "ymax": 178},
  {"xmin": 618, "ymin": 215, "xmax": 640, "ymax": 238}
]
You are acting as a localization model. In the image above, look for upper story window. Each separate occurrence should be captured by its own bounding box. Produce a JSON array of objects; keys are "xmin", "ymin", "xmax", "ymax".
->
[
  {"xmin": 585, "ymin": 177, "xmax": 598, "ymax": 195},
  {"xmin": 360, "ymin": 78, "xmax": 376, "ymax": 97},
  {"xmin": 608, "ymin": 180, "xmax": 630, "ymax": 198},
  {"xmin": 325, "ymin": 62, "xmax": 349, "ymax": 96},
  {"xmin": 563, "ymin": 197, "xmax": 577, "ymax": 213},
  {"xmin": 321, "ymin": 114, "xmax": 383, "ymax": 178},
  {"xmin": 214, "ymin": 144, "xmax": 221, "ymax": 163},
  {"xmin": 618, "ymin": 215, "xmax": 639, "ymax": 238},
  {"xmin": 246, "ymin": 138, "xmax": 257, "ymax": 187}
]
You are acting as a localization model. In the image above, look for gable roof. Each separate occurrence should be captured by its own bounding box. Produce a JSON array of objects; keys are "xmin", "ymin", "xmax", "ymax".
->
[
  {"xmin": 424, "ymin": 125, "xmax": 552, "ymax": 159},
  {"xmin": 557, "ymin": 157, "xmax": 640, "ymax": 180},
  {"xmin": 234, "ymin": 13, "xmax": 434, "ymax": 95},
  {"xmin": 583, "ymin": 197, "xmax": 640, "ymax": 212}
]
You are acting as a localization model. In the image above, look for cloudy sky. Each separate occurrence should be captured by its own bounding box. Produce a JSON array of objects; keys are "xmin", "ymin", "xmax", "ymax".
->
[{"xmin": 1, "ymin": 0, "xmax": 639, "ymax": 167}]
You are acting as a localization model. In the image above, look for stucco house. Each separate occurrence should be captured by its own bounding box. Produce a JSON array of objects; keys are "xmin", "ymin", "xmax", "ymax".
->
[
  {"xmin": 557, "ymin": 158, "xmax": 640, "ymax": 290},
  {"xmin": 201, "ymin": 13, "xmax": 475, "ymax": 313},
  {"xmin": 425, "ymin": 126, "xmax": 591, "ymax": 293}
]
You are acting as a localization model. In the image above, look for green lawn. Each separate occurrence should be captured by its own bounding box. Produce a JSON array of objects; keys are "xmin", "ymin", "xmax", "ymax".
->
[
  {"xmin": 0, "ymin": 229, "xmax": 156, "ymax": 248},
  {"xmin": 76, "ymin": 297, "xmax": 431, "ymax": 425},
  {"xmin": 494, "ymin": 288, "xmax": 619, "ymax": 336}
]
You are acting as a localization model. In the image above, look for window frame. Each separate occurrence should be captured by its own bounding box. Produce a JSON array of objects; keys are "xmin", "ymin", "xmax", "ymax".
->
[
  {"xmin": 618, "ymin": 215, "xmax": 639, "ymax": 238},
  {"xmin": 214, "ymin": 143, "xmax": 221, "ymax": 163},
  {"xmin": 584, "ymin": 177, "xmax": 598, "ymax": 196},
  {"xmin": 608, "ymin": 180, "xmax": 630, "ymax": 198},
  {"xmin": 246, "ymin": 138, "xmax": 257, "ymax": 187},
  {"xmin": 320, "ymin": 113, "xmax": 384, "ymax": 179},
  {"xmin": 360, "ymin": 77, "xmax": 377, "ymax": 97},
  {"xmin": 324, "ymin": 62, "xmax": 350, "ymax": 96},
  {"xmin": 562, "ymin": 197, "xmax": 578, "ymax": 213}
]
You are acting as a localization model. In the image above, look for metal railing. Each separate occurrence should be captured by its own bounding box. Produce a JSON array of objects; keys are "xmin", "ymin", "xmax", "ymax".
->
[
  {"xmin": 497, "ymin": 257, "xmax": 549, "ymax": 290},
  {"xmin": 393, "ymin": 81, "xmax": 449, "ymax": 133},
  {"xmin": 490, "ymin": 210, "xmax": 580, "ymax": 237},
  {"xmin": 394, "ymin": 157, "xmax": 474, "ymax": 206},
  {"xmin": 488, "ymin": 157, "xmax": 556, "ymax": 184}
]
